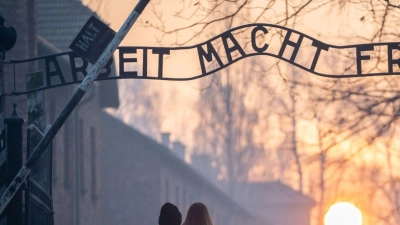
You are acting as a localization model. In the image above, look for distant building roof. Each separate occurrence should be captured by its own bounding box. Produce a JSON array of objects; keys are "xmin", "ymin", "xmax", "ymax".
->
[
  {"xmin": 36, "ymin": 0, "xmax": 120, "ymax": 108},
  {"xmin": 235, "ymin": 181, "xmax": 316, "ymax": 207},
  {"xmin": 36, "ymin": 0, "xmax": 96, "ymax": 51}
]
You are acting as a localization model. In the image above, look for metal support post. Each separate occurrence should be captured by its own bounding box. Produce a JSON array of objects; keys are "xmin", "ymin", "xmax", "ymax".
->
[{"xmin": 4, "ymin": 105, "xmax": 24, "ymax": 225}]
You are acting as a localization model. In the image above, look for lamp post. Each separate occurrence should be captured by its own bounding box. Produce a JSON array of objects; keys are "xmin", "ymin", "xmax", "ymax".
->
[
  {"xmin": 0, "ymin": 15, "xmax": 17, "ymax": 149},
  {"xmin": 0, "ymin": 14, "xmax": 18, "ymax": 225}
]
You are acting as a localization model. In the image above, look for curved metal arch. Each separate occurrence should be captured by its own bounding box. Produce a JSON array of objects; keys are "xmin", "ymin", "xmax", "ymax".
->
[{"xmin": 7, "ymin": 23, "xmax": 400, "ymax": 95}]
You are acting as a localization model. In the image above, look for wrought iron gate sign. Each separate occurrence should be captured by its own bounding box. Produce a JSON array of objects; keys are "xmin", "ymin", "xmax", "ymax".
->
[
  {"xmin": 69, "ymin": 16, "xmax": 116, "ymax": 64},
  {"xmin": 8, "ymin": 23, "xmax": 400, "ymax": 95}
]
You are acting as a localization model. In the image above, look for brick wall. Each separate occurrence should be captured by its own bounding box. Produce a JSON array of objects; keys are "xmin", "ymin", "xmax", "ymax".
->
[
  {"xmin": 0, "ymin": 0, "xmax": 35, "ymax": 117},
  {"xmin": 37, "ymin": 36, "xmax": 103, "ymax": 225},
  {"xmin": 0, "ymin": 2, "xmax": 104, "ymax": 224},
  {"xmin": 100, "ymin": 112, "xmax": 162, "ymax": 225}
]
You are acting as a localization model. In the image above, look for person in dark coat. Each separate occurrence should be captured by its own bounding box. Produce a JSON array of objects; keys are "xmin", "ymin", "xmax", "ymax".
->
[{"xmin": 159, "ymin": 202, "xmax": 182, "ymax": 225}]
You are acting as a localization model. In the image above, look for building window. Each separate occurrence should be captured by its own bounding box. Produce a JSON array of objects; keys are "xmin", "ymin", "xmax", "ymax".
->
[
  {"xmin": 175, "ymin": 186, "xmax": 180, "ymax": 208},
  {"xmin": 189, "ymin": 195, "xmax": 193, "ymax": 205},
  {"xmin": 63, "ymin": 118, "xmax": 71, "ymax": 188},
  {"xmin": 182, "ymin": 189, "xmax": 186, "ymax": 212},
  {"xmin": 90, "ymin": 127, "xmax": 97, "ymax": 201},
  {"xmin": 165, "ymin": 179, "xmax": 169, "ymax": 202},
  {"xmin": 79, "ymin": 118, "xmax": 86, "ymax": 195},
  {"xmin": 49, "ymin": 98, "xmax": 57, "ymax": 184}
]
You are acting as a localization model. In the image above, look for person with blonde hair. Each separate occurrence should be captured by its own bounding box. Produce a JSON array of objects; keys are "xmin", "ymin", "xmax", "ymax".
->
[{"xmin": 183, "ymin": 202, "xmax": 214, "ymax": 225}]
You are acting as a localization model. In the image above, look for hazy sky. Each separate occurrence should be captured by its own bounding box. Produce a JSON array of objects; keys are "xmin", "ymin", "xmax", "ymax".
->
[{"xmin": 80, "ymin": 2, "xmax": 400, "ymax": 225}]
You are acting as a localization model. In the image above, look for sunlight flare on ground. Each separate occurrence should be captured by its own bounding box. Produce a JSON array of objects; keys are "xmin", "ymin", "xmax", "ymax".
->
[{"xmin": 324, "ymin": 202, "xmax": 362, "ymax": 225}]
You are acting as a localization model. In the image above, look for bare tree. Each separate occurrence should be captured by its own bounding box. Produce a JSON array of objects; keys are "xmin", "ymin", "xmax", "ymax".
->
[
  {"xmin": 106, "ymin": 80, "xmax": 163, "ymax": 139},
  {"xmin": 101, "ymin": 0, "xmax": 400, "ymax": 224},
  {"xmin": 194, "ymin": 60, "xmax": 266, "ymax": 194}
]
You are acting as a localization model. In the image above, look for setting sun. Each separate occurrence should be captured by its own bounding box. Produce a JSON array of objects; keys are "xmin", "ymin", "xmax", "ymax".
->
[{"xmin": 324, "ymin": 202, "xmax": 362, "ymax": 225}]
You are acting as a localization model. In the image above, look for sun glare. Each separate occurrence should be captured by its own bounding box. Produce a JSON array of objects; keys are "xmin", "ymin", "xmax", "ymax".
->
[{"xmin": 324, "ymin": 202, "xmax": 362, "ymax": 225}]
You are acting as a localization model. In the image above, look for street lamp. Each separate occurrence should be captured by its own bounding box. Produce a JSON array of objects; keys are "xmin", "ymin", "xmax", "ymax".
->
[
  {"xmin": 0, "ymin": 14, "xmax": 18, "ymax": 225},
  {"xmin": 0, "ymin": 15, "xmax": 17, "ymax": 59},
  {"xmin": 0, "ymin": 14, "xmax": 17, "ymax": 157}
]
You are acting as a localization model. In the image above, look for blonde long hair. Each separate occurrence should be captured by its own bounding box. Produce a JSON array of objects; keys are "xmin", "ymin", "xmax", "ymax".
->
[{"xmin": 183, "ymin": 202, "xmax": 214, "ymax": 225}]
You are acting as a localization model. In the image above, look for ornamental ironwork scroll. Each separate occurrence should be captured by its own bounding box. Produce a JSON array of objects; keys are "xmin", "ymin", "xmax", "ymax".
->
[{"xmin": 6, "ymin": 23, "xmax": 400, "ymax": 95}]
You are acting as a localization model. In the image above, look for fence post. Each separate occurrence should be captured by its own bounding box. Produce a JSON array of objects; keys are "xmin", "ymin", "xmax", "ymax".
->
[{"xmin": 4, "ymin": 104, "xmax": 24, "ymax": 225}]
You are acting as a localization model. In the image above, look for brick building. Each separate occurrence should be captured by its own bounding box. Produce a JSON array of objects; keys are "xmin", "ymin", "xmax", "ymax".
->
[
  {"xmin": 99, "ymin": 112, "xmax": 260, "ymax": 225},
  {"xmin": 0, "ymin": 1, "xmax": 119, "ymax": 225},
  {"xmin": 99, "ymin": 111, "xmax": 315, "ymax": 225}
]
